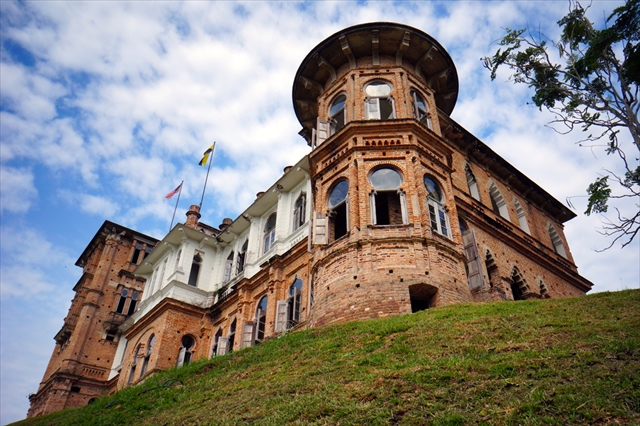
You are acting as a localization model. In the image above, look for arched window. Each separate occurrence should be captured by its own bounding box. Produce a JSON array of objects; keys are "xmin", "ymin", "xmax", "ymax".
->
[
  {"xmin": 288, "ymin": 278, "xmax": 303, "ymax": 326},
  {"xmin": 364, "ymin": 81, "xmax": 394, "ymax": 120},
  {"xmin": 538, "ymin": 279, "xmax": 549, "ymax": 298},
  {"xmin": 489, "ymin": 183, "xmax": 510, "ymax": 220},
  {"xmin": 255, "ymin": 296, "xmax": 268, "ymax": 342},
  {"xmin": 131, "ymin": 242, "xmax": 144, "ymax": 265},
  {"xmin": 548, "ymin": 225, "xmax": 567, "ymax": 258},
  {"xmin": 328, "ymin": 179, "xmax": 349, "ymax": 241},
  {"xmin": 177, "ymin": 335, "xmax": 195, "ymax": 367},
  {"xmin": 459, "ymin": 218, "xmax": 469, "ymax": 233},
  {"xmin": 424, "ymin": 175, "xmax": 450, "ymax": 238},
  {"xmin": 263, "ymin": 213, "xmax": 277, "ymax": 254},
  {"xmin": 514, "ymin": 198, "xmax": 530, "ymax": 234},
  {"xmin": 510, "ymin": 267, "xmax": 528, "ymax": 301},
  {"xmin": 228, "ymin": 319, "xmax": 237, "ymax": 353},
  {"xmin": 369, "ymin": 167, "xmax": 406, "ymax": 226},
  {"xmin": 116, "ymin": 289, "xmax": 129, "ymax": 314},
  {"xmin": 126, "ymin": 291, "xmax": 138, "ymax": 316},
  {"xmin": 128, "ymin": 345, "xmax": 141, "ymax": 384},
  {"xmin": 236, "ymin": 240, "xmax": 248, "ymax": 274},
  {"xmin": 293, "ymin": 192, "xmax": 307, "ymax": 230},
  {"xmin": 465, "ymin": 165, "xmax": 481, "ymax": 201},
  {"xmin": 223, "ymin": 251, "xmax": 235, "ymax": 283},
  {"xmin": 188, "ymin": 252, "xmax": 203, "ymax": 287},
  {"xmin": 411, "ymin": 89, "xmax": 431, "ymax": 128},
  {"xmin": 485, "ymin": 250, "xmax": 498, "ymax": 288},
  {"xmin": 329, "ymin": 94, "xmax": 347, "ymax": 135},
  {"xmin": 211, "ymin": 328, "xmax": 223, "ymax": 357},
  {"xmin": 140, "ymin": 334, "xmax": 154, "ymax": 377}
]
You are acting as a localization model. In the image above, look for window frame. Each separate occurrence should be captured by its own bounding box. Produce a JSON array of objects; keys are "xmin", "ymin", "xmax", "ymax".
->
[
  {"xmin": 410, "ymin": 89, "xmax": 431, "ymax": 128},
  {"xmin": 489, "ymin": 182, "xmax": 510, "ymax": 220},
  {"xmin": 548, "ymin": 224, "xmax": 567, "ymax": 258},
  {"xmin": 223, "ymin": 251, "xmax": 235, "ymax": 283},
  {"xmin": 255, "ymin": 296, "xmax": 268, "ymax": 342},
  {"xmin": 293, "ymin": 192, "xmax": 307, "ymax": 231},
  {"xmin": 188, "ymin": 252, "xmax": 203, "ymax": 287},
  {"xmin": 424, "ymin": 175, "xmax": 450, "ymax": 238},
  {"xmin": 263, "ymin": 213, "xmax": 277, "ymax": 254},
  {"xmin": 369, "ymin": 167, "xmax": 407, "ymax": 226},
  {"xmin": 364, "ymin": 81, "xmax": 395, "ymax": 120},
  {"xmin": 329, "ymin": 93, "xmax": 347, "ymax": 135},
  {"xmin": 328, "ymin": 179, "xmax": 350, "ymax": 241},
  {"xmin": 465, "ymin": 165, "xmax": 481, "ymax": 201}
]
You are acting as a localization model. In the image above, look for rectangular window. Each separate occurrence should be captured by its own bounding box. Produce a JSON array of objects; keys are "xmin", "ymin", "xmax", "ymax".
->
[{"xmin": 131, "ymin": 242, "xmax": 143, "ymax": 265}]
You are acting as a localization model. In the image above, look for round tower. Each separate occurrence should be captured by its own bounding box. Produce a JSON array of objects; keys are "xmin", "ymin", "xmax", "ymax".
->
[{"xmin": 293, "ymin": 23, "xmax": 472, "ymax": 327}]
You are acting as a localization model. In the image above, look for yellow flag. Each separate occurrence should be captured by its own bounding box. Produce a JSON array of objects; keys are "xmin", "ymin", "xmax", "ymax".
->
[{"xmin": 199, "ymin": 143, "xmax": 215, "ymax": 166}]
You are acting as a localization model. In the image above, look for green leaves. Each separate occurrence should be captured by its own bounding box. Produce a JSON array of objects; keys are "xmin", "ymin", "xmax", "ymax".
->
[
  {"xmin": 484, "ymin": 0, "xmax": 639, "ymax": 249},
  {"xmin": 585, "ymin": 176, "xmax": 611, "ymax": 215}
]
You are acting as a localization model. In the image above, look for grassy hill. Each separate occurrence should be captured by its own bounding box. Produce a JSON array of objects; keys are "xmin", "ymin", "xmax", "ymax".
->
[{"xmin": 16, "ymin": 290, "xmax": 640, "ymax": 425}]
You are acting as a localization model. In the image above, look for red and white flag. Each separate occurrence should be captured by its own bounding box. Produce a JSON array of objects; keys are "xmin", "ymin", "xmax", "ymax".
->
[{"xmin": 165, "ymin": 182, "xmax": 183, "ymax": 200}]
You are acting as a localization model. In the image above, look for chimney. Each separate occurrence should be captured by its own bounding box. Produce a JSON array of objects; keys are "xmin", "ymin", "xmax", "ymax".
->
[
  {"xmin": 219, "ymin": 218, "xmax": 233, "ymax": 232},
  {"xmin": 185, "ymin": 205, "xmax": 201, "ymax": 229}
]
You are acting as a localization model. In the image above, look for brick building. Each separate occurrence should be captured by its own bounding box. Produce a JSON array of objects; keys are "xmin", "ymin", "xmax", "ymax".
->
[
  {"xmin": 27, "ymin": 222, "xmax": 157, "ymax": 417},
  {"xmin": 29, "ymin": 22, "xmax": 593, "ymax": 417}
]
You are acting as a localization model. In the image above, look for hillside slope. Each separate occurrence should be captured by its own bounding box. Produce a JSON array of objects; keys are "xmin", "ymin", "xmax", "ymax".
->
[{"xmin": 16, "ymin": 290, "xmax": 640, "ymax": 425}]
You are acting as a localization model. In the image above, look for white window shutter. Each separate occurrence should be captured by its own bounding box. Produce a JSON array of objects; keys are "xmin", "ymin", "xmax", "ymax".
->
[
  {"xmin": 345, "ymin": 196, "xmax": 350, "ymax": 231},
  {"xmin": 399, "ymin": 190, "xmax": 408, "ymax": 224},
  {"xmin": 216, "ymin": 336, "xmax": 229, "ymax": 356},
  {"xmin": 316, "ymin": 117, "xmax": 329, "ymax": 146},
  {"xmin": 241, "ymin": 322, "xmax": 254, "ymax": 349},
  {"xmin": 176, "ymin": 347, "xmax": 186, "ymax": 367},
  {"xmin": 313, "ymin": 212, "xmax": 327, "ymax": 245},
  {"xmin": 462, "ymin": 229, "xmax": 485, "ymax": 290},
  {"xmin": 366, "ymin": 98, "xmax": 380, "ymax": 120},
  {"xmin": 369, "ymin": 192, "xmax": 377, "ymax": 224},
  {"xmin": 275, "ymin": 300, "xmax": 288, "ymax": 332}
]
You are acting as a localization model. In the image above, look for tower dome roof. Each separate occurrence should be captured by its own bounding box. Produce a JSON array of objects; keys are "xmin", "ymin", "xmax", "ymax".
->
[{"xmin": 292, "ymin": 22, "xmax": 459, "ymax": 128}]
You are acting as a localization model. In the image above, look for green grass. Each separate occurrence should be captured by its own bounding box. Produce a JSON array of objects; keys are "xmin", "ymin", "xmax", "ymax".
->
[{"xmin": 16, "ymin": 290, "xmax": 640, "ymax": 425}]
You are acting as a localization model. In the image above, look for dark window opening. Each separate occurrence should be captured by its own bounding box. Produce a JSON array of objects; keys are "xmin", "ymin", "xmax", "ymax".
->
[
  {"xmin": 287, "ymin": 278, "xmax": 303, "ymax": 326},
  {"xmin": 143, "ymin": 245, "xmax": 153, "ymax": 259},
  {"xmin": 115, "ymin": 289, "xmax": 128, "ymax": 314},
  {"xmin": 141, "ymin": 335, "xmax": 154, "ymax": 376},
  {"xmin": 70, "ymin": 386, "xmax": 81, "ymax": 393},
  {"xmin": 105, "ymin": 329, "xmax": 117, "ymax": 342},
  {"xmin": 485, "ymin": 252, "xmax": 498, "ymax": 288},
  {"xmin": 293, "ymin": 193, "xmax": 307, "ymax": 230},
  {"xmin": 211, "ymin": 328, "xmax": 223, "ymax": 357},
  {"xmin": 179, "ymin": 335, "xmax": 195, "ymax": 366},
  {"xmin": 255, "ymin": 297, "xmax": 268, "ymax": 342},
  {"xmin": 188, "ymin": 253, "xmax": 202, "ymax": 287},
  {"xmin": 236, "ymin": 240, "xmax": 248, "ymax": 274},
  {"xmin": 374, "ymin": 192, "xmax": 403, "ymax": 225},
  {"xmin": 329, "ymin": 95, "xmax": 346, "ymax": 134},
  {"xmin": 131, "ymin": 242, "xmax": 143, "ymax": 265},
  {"xmin": 510, "ymin": 268, "xmax": 527, "ymax": 301},
  {"xmin": 126, "ymin": 292, "xmax": 138, "ymax": 316},
  {"xmin": 409, "ymin": 284, "xmax": 437, "ymax": 313},
  {"xmin": 228, "ymin": 320, "xmax": 236, "ymax": 353},
  {"xmin": 331, "ymin": 203, "xmax": 348, "ymax": 240}
]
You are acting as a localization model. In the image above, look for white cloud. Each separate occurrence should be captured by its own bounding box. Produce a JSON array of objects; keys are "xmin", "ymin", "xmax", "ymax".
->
[{"xmin": 0, "ymin": 166, "xmax": 38, "ymax": 213}]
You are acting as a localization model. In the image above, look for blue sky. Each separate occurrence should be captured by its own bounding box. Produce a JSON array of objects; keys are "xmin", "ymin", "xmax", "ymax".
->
[{"xmin": 1, "ymin": 1, "xmax": 637, "ymax": 424}]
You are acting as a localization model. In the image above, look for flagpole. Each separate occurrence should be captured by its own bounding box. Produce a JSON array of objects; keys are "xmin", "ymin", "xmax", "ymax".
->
[
  {"xmin": 169, "ymin": 180, "xmax": 184, "ymax": 232},
  {"xmin": 199, "ymin": 142, "xmax": 215, "ymax": 209}
]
